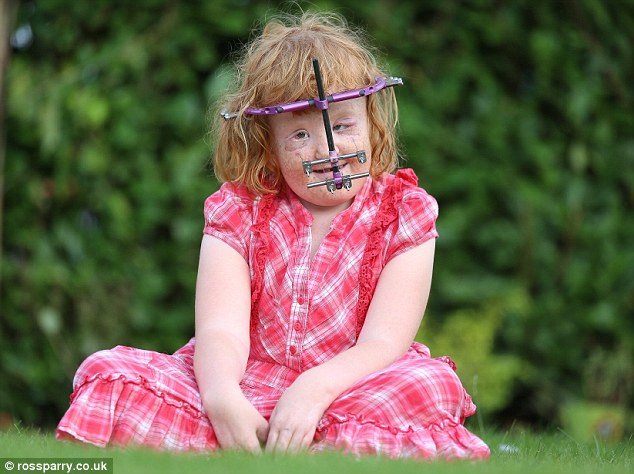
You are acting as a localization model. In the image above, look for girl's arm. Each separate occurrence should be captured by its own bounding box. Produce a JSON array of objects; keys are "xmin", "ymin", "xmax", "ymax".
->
[
  {"xmin": 266, "ymin": 238, "xmax": 436, "ymax": 453},
  {"xmin": 194, "ymin": 235, "xmax": 268, "ymax": 452}
]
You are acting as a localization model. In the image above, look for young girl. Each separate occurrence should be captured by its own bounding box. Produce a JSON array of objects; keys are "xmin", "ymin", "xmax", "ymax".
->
[{"xmin": 56, "ymin": 11, "xmax": 490, "ymax": 460}]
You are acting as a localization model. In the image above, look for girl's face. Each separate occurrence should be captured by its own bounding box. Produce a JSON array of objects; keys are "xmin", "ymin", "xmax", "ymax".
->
[{"xmin": 268, "ymin": 97, "xmax": 372, "ymax": 212}]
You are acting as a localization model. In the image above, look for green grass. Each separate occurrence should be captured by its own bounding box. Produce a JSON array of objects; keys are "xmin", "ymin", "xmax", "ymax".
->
[{"xmin": 0, "ymin": 427, "xmax": 631, "ymax": 474}]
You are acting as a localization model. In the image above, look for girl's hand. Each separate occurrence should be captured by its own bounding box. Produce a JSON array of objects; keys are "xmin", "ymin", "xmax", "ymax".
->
[
  {"xmin": 205, "ymin": 387, "xmax": 269, "ymax": 453},
  {"xmin": 265, "ymin": 373, "xmax": 329, "ymax": 453}
]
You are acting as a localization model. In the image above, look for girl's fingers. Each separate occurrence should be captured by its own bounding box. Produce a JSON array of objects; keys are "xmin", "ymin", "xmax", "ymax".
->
[
  {"xmin": 301, "ymin": 431, "xmax": 314, "ymax": 450},
  {"xmin": 288, "ymin": 429, "xmax": 314, "ymax": 453},
  {"xmin": 243, "ymin": 435, "xmax": 263, "ymax": 454},
  {"xmin": 265, "ymin": 429, "xmax": 278, "ymax": 453},
  {"xmin": 266, "ymin": 427, "xmax": 294, "ymax": 453},
  {"xmin": 256, "ymin": 420, "xmax": 269, "ymax": 447},
  {"xmin": 266, "ymin": 427, "xmax": 314, "ymax": 454},
  {"xmin": 214, "ymin": 422, "xmax": 266, "ymax": 453},
  {"xmin": 216, "ymin": 430, "xmax": 236, "ymax": 450},
  {"xmin": 230, "ymin": 432, "xmax": 262, "ymax": 453},
  {"xmin": 286, "ymin": 430, "xmax": 308, "ymax": 453}
]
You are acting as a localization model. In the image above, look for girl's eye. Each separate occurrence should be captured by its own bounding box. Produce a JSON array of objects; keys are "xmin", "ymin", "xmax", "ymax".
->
[
  {"xmin": 294, "ymin": 131, "xmax": 309, "ymax": 139},
  {"xmin": 333, "ymin": 123, "xmax": 349, "ymax": 132}
]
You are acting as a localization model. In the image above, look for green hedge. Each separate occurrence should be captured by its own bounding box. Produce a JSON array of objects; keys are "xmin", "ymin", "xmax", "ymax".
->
[{"xmin": 2, "ymin": 0, "xmax": 633, "ymax": 430}]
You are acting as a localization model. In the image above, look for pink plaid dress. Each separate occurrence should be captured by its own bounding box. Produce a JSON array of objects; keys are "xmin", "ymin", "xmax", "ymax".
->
[{"xmin": 56, "ymin": 169, "xmax": 490, "ymax": 459}]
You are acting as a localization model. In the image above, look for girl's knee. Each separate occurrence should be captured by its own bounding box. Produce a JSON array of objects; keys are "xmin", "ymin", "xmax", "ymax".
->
[
  {"xmin": 415, "ymin": 358, "xmax": 465, "ymax": 389},
  {"xmin": 411, "ymin": 358, "xmax": 472, "ymax": 413},
  {"xmin": 77, "ymin": 348, "xmax": 118, "ymax": 373},
  {"xmin": 74, "ymin": 346, "xmax": 152, "ymax": 385}
]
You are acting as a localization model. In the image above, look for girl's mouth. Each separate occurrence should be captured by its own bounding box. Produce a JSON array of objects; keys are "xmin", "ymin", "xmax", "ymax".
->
[{"xmin": 311, "ymin": 162, "xmax": 348, "ymax": 174}]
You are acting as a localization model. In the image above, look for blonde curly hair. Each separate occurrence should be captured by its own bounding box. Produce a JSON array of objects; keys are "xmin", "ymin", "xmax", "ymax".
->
[{"xmin": 211, "ymin": 11, "xmax": 401, "ymax": 194}]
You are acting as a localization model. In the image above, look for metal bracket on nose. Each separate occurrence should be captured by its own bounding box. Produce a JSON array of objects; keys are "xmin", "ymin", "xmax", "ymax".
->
[
  {"xmin": 304, "ymin": 151, "xmax": 368, "ymax": 192},
  {"xmin": 302, "ymin": 151, "xmax": 367, "ymax": 176}
]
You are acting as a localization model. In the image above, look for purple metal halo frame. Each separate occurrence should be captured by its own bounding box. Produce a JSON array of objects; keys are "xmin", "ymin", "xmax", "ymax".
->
[
  {"xmin": 220, "ymin": 63, "xmax": 403, "ymax": 193},
  {"xmin": 220, "ymin": 76, "xmax": 403, "ymax": 120}
]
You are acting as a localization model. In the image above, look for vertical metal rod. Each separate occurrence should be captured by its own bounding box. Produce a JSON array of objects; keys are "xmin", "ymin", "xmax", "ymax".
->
[{"xmin": 312, "ymin": 59, "xmax": 336, "ymax": 153}]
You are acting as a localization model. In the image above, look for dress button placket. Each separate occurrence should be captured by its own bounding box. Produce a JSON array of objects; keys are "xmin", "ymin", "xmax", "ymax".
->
[
  {"xmin": 289, "ymin": 286, "xmax": 306, "ymax": 363},
  {"xmin": 287, "ymin": 226, "xmax": 310, "ymax": 367}
]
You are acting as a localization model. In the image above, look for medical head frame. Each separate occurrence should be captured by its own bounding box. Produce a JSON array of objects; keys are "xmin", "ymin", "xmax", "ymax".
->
[{"xmin": 221, "ymin": 59, "xmax": 403, "ymax": 192}]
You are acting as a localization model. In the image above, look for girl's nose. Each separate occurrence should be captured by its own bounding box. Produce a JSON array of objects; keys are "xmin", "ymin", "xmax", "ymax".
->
[{"xmin": 314, "ymin": 127, "xmax": 339, "ymax": 158}]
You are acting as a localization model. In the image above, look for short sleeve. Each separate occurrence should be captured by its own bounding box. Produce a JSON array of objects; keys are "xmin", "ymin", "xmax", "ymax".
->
[
  {"xmin": 386, "ymin": 184, "xmax": 439, "ymax": 262},
  {"xmin": 203, "ymin": 182, "xmax": 255, "ymax": 261}
]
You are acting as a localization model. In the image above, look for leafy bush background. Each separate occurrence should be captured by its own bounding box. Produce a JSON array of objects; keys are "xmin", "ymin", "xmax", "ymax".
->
[{"xmin": 2, "ymin": 0, "xmax": 633, "ymax": 430}]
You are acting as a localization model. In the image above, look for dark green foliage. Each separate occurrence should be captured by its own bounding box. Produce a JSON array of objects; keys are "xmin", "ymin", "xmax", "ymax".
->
[{"xmin": 2, "ymin": 0, "xmax": 633, "ymax": 430}]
